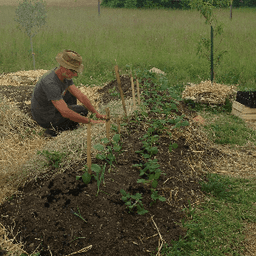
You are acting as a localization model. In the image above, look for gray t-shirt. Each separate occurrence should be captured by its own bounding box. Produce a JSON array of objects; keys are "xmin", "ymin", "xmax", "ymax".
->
[{"xmin": 31, "ymin": 67, "xmax": 73, "ymax": 125}]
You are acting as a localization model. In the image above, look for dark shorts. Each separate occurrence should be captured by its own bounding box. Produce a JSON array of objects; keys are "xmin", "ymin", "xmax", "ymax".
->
[{"xmin": 36, "ymin": 91, "xmax": 88, "ymax": 131}]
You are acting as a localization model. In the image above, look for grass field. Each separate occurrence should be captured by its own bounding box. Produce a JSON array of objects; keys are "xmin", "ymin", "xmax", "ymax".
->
[{"xmin": 0, "ymin": 2, "xmax": 256, "ymax": 90}]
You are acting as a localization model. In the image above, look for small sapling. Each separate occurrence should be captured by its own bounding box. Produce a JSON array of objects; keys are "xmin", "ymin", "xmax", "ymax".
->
[{"xmin": 14, "ymin": 0, "xmax": 47, "ymax": 70}]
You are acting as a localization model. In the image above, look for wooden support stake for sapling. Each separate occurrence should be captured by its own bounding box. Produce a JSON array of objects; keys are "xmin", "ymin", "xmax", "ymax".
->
[
  {"xmin": 136, "ymin": 78, "xmax": 141, "ymax": 106},
  {"xmin": 87, "ymin": 118, "xmax": 92, "ymax": 175},
  {"xmin": 117, "ymin": 116, "xmax": 122, "ymax": 134},
  {"xmin": 115, "ymin": 65, "xmax": 127, "ymax": 117},
  {"xmin": 105, "ymin": 108, "xmax": 110, "ymax": 140},
  {"xmin": 130, "ymin": 76, "xmax": 136, "ymax": 110}
]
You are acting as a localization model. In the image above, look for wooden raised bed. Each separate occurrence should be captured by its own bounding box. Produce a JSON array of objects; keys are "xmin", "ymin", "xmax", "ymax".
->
[{"xmin": 232, "ymin": 100, "xmax": 256, "ymax": 121}]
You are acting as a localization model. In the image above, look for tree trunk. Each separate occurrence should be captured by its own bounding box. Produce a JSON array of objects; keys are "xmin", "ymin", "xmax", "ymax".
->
[
  {"xmin": 30, "ymin": 36, "xmax": 35, "ymax": 70},
  {"xmin": 230, "ymin": 3, "xmax": 233, "ymax": 20}
]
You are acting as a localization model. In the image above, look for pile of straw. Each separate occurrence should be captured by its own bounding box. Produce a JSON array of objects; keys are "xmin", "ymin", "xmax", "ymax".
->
[{"xmin": 182, "ymin": 80, "xmax": 237, "ymax": 105}]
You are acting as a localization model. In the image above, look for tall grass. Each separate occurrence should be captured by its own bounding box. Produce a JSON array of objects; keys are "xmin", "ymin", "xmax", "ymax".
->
[{"xmin": 0, "ymin": 5, "xmax": 256, "ymax": 89}]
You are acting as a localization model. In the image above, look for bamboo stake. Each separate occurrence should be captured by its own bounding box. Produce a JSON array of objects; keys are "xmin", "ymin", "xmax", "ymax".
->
[
  {"xmin": 136, "ymin": 78, "xmax": 141, "ymax": 106},
  {"xmin": 117, "ymin": 115, "xmax": 122, "ymax": 134},
  {"xmin": 87, "ymin": 118, "xmax": 92, "ymax": 175},
  {"xmin": 130, "ymin": 76, "xmax": 136, "ymax": 110},
  {"xmin": 114, "ymin": 65, "xmax": 127, "ymax": 117},
  {"xmin": 105, "ymin": 108, "xmax": 110, "ymax": 140}
]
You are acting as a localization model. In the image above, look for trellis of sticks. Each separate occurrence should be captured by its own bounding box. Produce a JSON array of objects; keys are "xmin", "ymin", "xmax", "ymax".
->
[{"xmin": 86, "ymin": 65, "xmax": 141, "ymax": 175}]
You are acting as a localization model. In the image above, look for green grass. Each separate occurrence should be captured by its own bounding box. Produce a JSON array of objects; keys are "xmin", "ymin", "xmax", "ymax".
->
[
  {"xmin": 199, "ymin": 112, "xmax": 256, "ymax": 146},
  {"xmin": 0, "ymin": 5, "xmax": 256, "ymax": 89},
  {"xmin": 205, "ymin": 114, "xmax": 256, "ymax": 145},
  {"xmin": 159, "ymin": 173, "xmax": 256, "ymax": 256}
]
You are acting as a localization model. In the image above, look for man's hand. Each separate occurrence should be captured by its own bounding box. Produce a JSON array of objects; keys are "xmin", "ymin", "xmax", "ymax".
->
[
  {"xmin": 90, "ymin": 119, "xmax": 105, "ymax": 124},
  {"xmin": 96, "ymin": 112, "xmax": 107, "ymax": 120}
]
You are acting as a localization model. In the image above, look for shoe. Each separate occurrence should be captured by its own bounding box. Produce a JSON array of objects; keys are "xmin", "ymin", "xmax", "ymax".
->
[{"xmin": 44, "ymin": 128, "xmax": 57, "ymax": 138}]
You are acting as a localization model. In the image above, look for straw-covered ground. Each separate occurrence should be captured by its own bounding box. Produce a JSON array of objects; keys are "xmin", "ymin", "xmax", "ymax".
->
[{"xmin": 0, "ymin": 70, "xmax": 256, "ymax": 255}]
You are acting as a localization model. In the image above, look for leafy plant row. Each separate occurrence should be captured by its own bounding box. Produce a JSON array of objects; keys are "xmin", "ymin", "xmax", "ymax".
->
[{"xmin": 37, "ymin": 70, "xmax": 189, "ymax": 215}]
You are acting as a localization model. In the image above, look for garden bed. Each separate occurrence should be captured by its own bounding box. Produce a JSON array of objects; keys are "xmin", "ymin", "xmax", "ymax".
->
[{"xmin": 0, "ymin": 71, "xmax": 255, "ymax": 255}]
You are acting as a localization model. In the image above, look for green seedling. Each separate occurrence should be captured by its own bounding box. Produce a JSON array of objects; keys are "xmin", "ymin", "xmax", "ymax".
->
[
  {"xmin": 169, "ymin": 142, "xmax": 178, "ymax": 152},
  {"xmin": 120, "ymin": 189, "xmax": 148, "ymax": 215},
  {"xmin": 136, "ymin": 158, "xmax": 161, "ymax": 177},
  {"xmin": 93, "ymin": 134, "xmax": 122, "ymax": 172},
  {"xmin": 37, "ymin": 149, "xmax": 66, "ymax": 169},
  {"xmin": 135, "ymin": 133, "xmax": 159, "ymax": 158},
  {"xmin": 93, "ymin": 163, "xmax": 106, "ymax": 196},
  {"xmin": 70, "ymin": 206, "xmax": 87, "ymax": 223},
  {"xmin": 69, "ymin": 236, "xmax": 86, "ymax": 244},
  {"xmin": 169, "ymin": 115, "xmax": 190, "ymax": 130},
  {"xmin": 108, "ymin": 87, "xmax": 119, "ymax": 97},
  {"xmin": 76, "ymin": 163, "xmax": 106, "ymax": 196},
  {"xmin": 150, "ymin": 189, "xmax": 166, "ymax": 206}
]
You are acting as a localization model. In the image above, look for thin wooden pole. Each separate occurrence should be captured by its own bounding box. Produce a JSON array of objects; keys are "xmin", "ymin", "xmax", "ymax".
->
[
  {"xmin": 87, "ymin": 118, "xmax": 92, "ymax": 175},
  {"xmin": 114, "ymin": 65, "xmax": 127, "ymax": 117},
  {"xmin": 117, "ymin": 116, "xmax": 121, "ymax": 134},
  {"xmin": 105, "ymin": 108, "xmax": 110, "ymax": 140},
  {"xmin": 98, "ymin": 0, "xmax": 100, "ymax": 16},
  {"xmin": 130, "ymin": 76, "xmax": 136, "ymax": 110},
  {"xmin": 136, "ymin": 78, "xmax": 141, "ymax": 106}
]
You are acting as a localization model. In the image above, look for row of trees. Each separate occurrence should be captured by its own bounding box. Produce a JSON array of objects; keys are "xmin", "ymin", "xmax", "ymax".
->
[{"xmin": 101, "ymin": 0, "xmax": 256, "ymax": 9}]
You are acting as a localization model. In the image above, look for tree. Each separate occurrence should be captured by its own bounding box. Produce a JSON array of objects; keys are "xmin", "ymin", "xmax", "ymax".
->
[
  {"xmin": 14, "ymin": 0, "xmax": 47, "ymax": 70},
  {"xmin": 189, "ymin": 0, "xmax": 230, "ymax": 83},
  {"xmin": 230, "ymin": 0, "xmax": 233, "ymax": 19}
]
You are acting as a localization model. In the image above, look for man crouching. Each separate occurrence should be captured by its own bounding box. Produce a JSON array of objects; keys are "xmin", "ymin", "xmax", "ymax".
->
[{"xmin": 31, "ymin": 49, "xmax": 106, "ymax": 138}]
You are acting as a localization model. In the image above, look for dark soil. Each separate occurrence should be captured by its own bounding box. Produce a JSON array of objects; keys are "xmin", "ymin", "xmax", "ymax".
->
[{"xmin": 0, "ymin": 75, "xmax": 217, "ymax": 255}]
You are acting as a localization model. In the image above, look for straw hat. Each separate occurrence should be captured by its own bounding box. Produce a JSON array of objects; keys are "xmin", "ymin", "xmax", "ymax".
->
[{"xmin": 55, "ymin": 49, "xmax": 84, "ymax": 73}]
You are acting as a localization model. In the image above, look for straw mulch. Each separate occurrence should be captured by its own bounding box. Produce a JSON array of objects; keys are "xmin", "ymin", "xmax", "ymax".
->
[{"xmin": 182, "ymin": 80, "xmax": 238, "ymax": 105}]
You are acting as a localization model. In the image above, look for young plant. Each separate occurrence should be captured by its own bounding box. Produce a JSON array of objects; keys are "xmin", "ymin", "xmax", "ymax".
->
[
  {"xmin": 93, "ymin": 134, "xmax": 122, "ymax": 172},
  {"xmin": 76, "ymin": 163, "xmax": 106, "ymax": 196},
  {"xmin": 36, "ymin": 149, "xmax": 66, "ymax": 169},
  {"xmin": 108, "ymin": 87, "xmax": 119, "ymax": 97},
  {"xmin": 14, "ymin": 0, "xmax": 47, "ymax": 70},
  {"xmin": 120, "ymin": 189, "xmax": 148, "ymax": 215},
  {"xmin": 189, "ymin": 0, "xmax": 231, "ymax": 81},
  {"xmin": 136, "ymin": 133, "xmax": 159, "ymax": 158},
  {"xmin": 135, "ymin": 159, "xmax": 163, "ymax": 188},
  {"xmin": 169, "ymin": 142, "xmax": 178, "ymax": 153},
  {"xmin": 70, "ymin": 206, "xmax": 87, "ymax": 223},
  {"xmin": 93, "ymin": 163, "xmax": 106, "ymax": 196},
  {"xmin": 150, "ymin": 189, "xmax": 166, "ymax": 206}
]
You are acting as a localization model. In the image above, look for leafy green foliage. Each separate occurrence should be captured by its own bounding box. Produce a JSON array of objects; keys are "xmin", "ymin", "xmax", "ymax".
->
[
  {"xmin": 184, "ymin": 98, "xmax": 233, "ymax": 114},
  {"xmin": 14, "ymin": 0, "xmax": 47, "ymax": 38},
  {"xmin": 120, "ymin": 189, "xmax": 148, "ymax": 215},
  {"xmin": 14, "ymin": 0, "xmax": 47, "ymax": 69},
  {"xmin": 76, "ymin": 164, "xmax": 106, "ymax": 196},
  {"xmin": 151, "ymin": 189, "xmax": 166, "ymax": 202},
  {"xmin": 93, "ymin": 134, "xmax": 123, "ymax": 172},
  {"xmin": 168, "ymin": 142, "xmax": 178, "ymax": 153},
  {"xmin": 188, "ymin": 0, "xmax": 231, "ymax": 80},
  {"xmin": 36, "ymin": 150, "xmax": 66, "ymax": 169}
]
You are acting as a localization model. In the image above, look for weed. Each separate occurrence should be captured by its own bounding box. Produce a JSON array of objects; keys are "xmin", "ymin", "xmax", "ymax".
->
[
  {"xmin": 70, "ymin": 206, "xmax": 87, "ymax": 223},
  {"xmin": 120, "ymin": 189, "xmax": 148, "ymax": 215}
]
